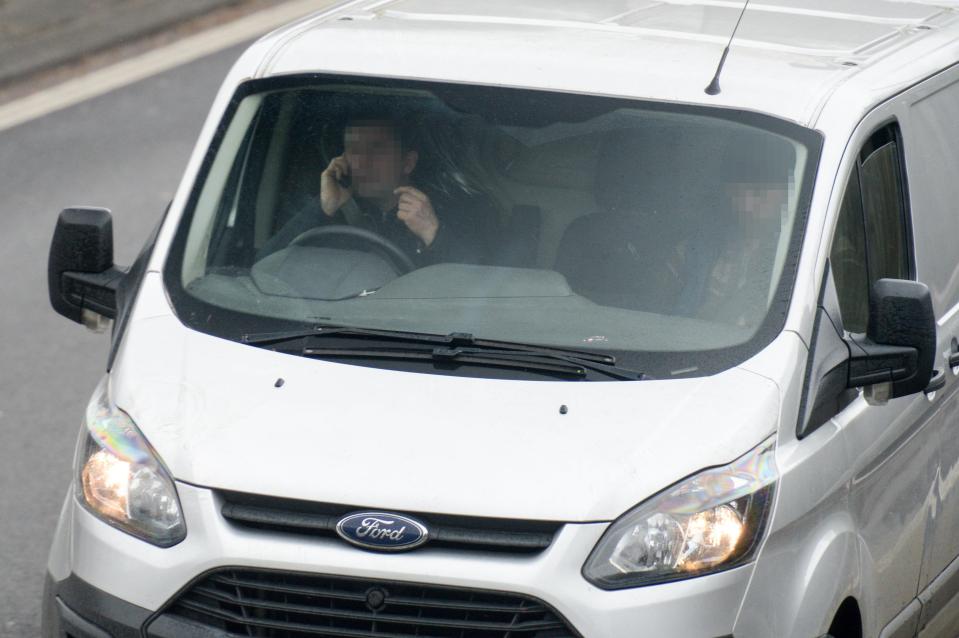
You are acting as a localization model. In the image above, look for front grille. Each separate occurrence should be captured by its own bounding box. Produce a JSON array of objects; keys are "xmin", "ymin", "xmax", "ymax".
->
[
  {"xmin": 219, "ymin": 490, "xmax": 561, "ymax": 554},
  {"xmin": 160, "ymin": 568, "xmax": 579, "ymax": 637}
]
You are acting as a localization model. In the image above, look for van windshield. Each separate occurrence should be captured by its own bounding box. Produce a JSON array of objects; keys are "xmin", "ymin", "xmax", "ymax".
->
[{"xmin": 164, "ymin": 76, "xmax": 821, "ymax": 379}]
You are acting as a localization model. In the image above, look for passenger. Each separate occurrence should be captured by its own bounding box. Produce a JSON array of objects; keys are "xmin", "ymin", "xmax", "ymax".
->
[
  {"xmin": 678, "ymin": 143, "xmax": 793, "ymax": 327},
  {"xmin": 259, "ymin": 114, "xmax": 494, "ymax": 266}
]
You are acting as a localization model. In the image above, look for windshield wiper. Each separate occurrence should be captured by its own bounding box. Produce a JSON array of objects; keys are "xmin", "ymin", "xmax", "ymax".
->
[
  {"xmin": 302, "ymin": 344, "xmax": 644, "ymax": 380},
  {"xmin": 240, "ymin": 325, "xmax": 645, "ymax": 380},
  {"xmin": 300, "ymin": 345, "xmax": 593, "ymax": 378},
  {"xmin": 243, "ymin": 325, "xmax": 610, "ymax": 360}
]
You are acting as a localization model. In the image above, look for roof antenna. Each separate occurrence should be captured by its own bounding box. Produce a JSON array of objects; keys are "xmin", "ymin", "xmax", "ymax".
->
[{"xmin": 704, "ymin": 0, "xmax": 751, "ymax": 96}]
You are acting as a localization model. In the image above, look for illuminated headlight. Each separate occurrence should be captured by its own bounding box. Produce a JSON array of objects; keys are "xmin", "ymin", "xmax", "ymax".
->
[
  {"xmin": 582, "ymin": 436, "xmax": 777, "ymax": 589},
  {"xmin": 75, "ymin": 377, "xmax": 186, "ymax": 547}
]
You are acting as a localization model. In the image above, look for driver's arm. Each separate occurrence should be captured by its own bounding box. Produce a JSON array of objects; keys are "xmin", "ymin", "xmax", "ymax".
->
[
  {"xmin": 320, "ymin": 156, "xmax": 353, "ymax": 217},
  {"xmin": 255, "ymin": 202, "xmax": 344, "ymax": 261},
  {"xmin": 394, "ymin": 186, "xmax": 439, "ymax": 246}
]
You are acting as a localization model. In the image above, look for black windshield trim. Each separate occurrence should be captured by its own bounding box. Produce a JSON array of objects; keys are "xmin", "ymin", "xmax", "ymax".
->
[{"xmin": 162, "ymin": 73, "xmax": 823, "ymax": 380}]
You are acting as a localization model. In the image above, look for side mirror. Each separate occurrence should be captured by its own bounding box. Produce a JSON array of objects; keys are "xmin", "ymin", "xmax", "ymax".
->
[
  {"xmin": 847, "ymin": 278, "xmax": 936, "ymax": 400},
  {"xmin": 48, "ymin": 207, "xmax": 126, "ymax": 328}
]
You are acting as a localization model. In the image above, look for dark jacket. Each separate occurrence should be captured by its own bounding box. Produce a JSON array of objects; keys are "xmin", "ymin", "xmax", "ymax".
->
[{"xmin": 257, "ymin": 189, "xmax": 496, "ymax": 267}]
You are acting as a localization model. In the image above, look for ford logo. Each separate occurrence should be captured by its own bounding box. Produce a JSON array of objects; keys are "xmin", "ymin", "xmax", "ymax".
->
[{"xmin": 335, "ymin": 512, "xmax": 430, "ymax": 552}]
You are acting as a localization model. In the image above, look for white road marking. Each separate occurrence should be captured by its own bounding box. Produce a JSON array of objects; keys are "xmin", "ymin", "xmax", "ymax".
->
[{"xmin": 0, "ymin": 0, "xmax": 340, "ymax": 133}]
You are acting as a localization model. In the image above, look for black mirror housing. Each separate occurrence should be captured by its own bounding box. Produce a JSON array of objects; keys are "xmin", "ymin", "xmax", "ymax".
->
[
  {"xmin": 847, "ymin": 278, "xmax": 936, "ymax": 399},
  {"xmin": 48, "ymin": 207, "xmax": 125, "ymax": 323}
]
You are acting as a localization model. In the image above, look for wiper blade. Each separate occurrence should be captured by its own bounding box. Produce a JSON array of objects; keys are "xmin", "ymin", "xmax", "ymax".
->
[
  {"xmin": 300, "ymin": 345, "xmax": 592, "ymax": 379},
  {"xmin": 241, "ymin": 324, "xmax": 645, "ymax": 380},
  {"xmin": 428, "ymin": 346, "xmax": 645, "ymax": 381},
  {"xmin": 298, "ymin": 344, "xmax": 644, "ymax": 381},
  {"xmin": 243, "ymin": 324, "xmax": 611, "ymax": 360},
  {"xmin": 241, "ymin": 324, "xmax": 451, "ymax": 347}
]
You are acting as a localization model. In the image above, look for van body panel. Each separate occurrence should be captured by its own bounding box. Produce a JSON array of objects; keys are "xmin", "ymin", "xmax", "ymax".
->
[
  {"xmin": 776, "ymin": 126, "xmax": 849, "ymax": 361},
  {"xmin": 739, "ymin": 67, "xmax": 959, "ymax": 635},
  {"xmin": 840, "ymin": 391, "xmax": 940, "ymax": 634},
  {"xmin": 917, "ymin": 551, "xmax": 959, "ymax": 637},
  {"xmin": 737, "ymin": 329, "xmax": 807, "ymax": 443},
  {"xmin": 903, "ymin": 71, "xmax": 959, "ymax": 313},
  {"xmin": 259, "ymin": 0, "xmax": 959, "ymax": 127},
  {"xmin": 47, "ymin": 2, "xmax": 959, "ymax": 636},
  {"xmin": 735, "ymin": 418, "xmax": 854, "ymax": 637},
  {"xmin": 110, "ymin": 282, "xmax": 780, "ymax": 522},
  {"xmin": 797, "ymin": 88, "xmax": 949, "ymax": 634},
  {"xmin": 265, "ymin": 19, "xmax": 838, "ymax": 125},
  {"xmin": 898, "ymin": 69, "xmax": 959, "ymax": 600},
  {"xmin": 55, "ymin": 480, "xmax": 752, "ymax": 635}
]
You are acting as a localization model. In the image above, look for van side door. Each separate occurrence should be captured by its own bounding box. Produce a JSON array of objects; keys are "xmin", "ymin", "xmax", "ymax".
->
[
  {"xmin": 901, "ymin": 72, "xmax": 959, "ymax": 637},
  {"xmin": 829, "ymin": 121, "xmax": 942, "ymax": 637}
]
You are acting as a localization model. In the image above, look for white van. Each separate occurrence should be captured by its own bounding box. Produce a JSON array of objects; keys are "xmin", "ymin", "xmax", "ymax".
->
[{"xmin": 40, "ymin": 1, "xmax": 959, "ymax": 637}]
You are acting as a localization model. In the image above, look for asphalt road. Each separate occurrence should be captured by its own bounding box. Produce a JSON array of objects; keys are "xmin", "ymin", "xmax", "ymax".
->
[{"xmin": 0, "ymin": 43, "xmax": 246, "ymax": 637}]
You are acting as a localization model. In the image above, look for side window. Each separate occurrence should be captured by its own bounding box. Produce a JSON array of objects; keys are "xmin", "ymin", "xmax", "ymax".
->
[
  {"xmin": 831, "ymin": 175, "xmax": 869, "ymax": 332},
  {"xmin": 830, "ymin": 124, "xmax": 913, "ymax": 334},
  {"xmin": 861, "ymin": 139, "xmax": 910, "ymax": 283},
  {"xmin": 207, "ymin": 94, "xmax": 284, "ymax": 270}
]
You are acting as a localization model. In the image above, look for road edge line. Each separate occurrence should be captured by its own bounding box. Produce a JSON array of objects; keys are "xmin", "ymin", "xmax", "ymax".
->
[{"xmin": 0, "ymin": 0, "xmax": 338, "ymax": 134}]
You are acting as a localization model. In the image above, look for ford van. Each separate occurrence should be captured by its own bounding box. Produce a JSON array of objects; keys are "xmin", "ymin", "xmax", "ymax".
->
[{"xmin": 40, "ymin": 1, "xmax": 959, "ymax": 637}]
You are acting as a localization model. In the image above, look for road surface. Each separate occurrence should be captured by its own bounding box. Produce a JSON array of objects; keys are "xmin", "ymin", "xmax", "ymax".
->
[{"xmin": 0, "ymin": 42, "xmax": 246, "ymax": 638}]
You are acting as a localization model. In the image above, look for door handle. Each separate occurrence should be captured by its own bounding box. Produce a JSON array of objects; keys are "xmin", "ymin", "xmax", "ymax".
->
[
  {"xmin": 949, "ymin": 352, "xmax": 959, "ymax": 368},
  {"xmin": 926, "ymin": 369, "xmax": 946, "ymax": 395}
]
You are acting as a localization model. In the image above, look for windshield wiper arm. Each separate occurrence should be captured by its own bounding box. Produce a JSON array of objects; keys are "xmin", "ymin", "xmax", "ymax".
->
[
  {"xmin": 242, "ymin": 324, "xmax": 451, "ymax": 347},
  {"xmin": 299, "ymin": 345, "xmax": 592, "ymax": 379},
  {"xmin": 297, "ymin": 344, "xmax": 643, "ymax": 381},
  {"xmin": 243, "ymin": 324, "xmax": 613, "ymax": 361},
  {"xmin": 427, "ymin": 346, "xmax": 644, "ymax": 381},
  {"xmin": 241, "ymin": 324, "xmax": 645, "ymax": 380}
]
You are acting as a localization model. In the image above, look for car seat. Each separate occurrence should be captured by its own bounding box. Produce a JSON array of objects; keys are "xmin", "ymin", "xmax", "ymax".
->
[{"xmin": 554, "ymin": 126, "xmax": 716, "ymax": 315}]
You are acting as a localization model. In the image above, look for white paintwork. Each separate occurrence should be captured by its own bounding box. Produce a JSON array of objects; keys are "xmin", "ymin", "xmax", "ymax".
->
[
  {"xmin": 110, "ymin": 275, "xmax": 779, "ymax": 522},
  {"xmin": 47, "ymin": 1, "xmax": 959, "ymax": 637},
  {"xmin": 900, "ymin": 67, "xmax": 959, "ymax": 638},
  {"xmin": 254, "ymin": 0, "xmax": 957, "ymax": 127},
  {"xmin": 56, "ymin": 481, "xmax": 752, "ymax": 635}
]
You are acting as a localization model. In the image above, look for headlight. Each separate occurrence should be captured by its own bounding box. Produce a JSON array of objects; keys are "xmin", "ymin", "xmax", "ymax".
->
[
  {"xmin": 75, "ymin": 377, "xmax": 186, "ymax": 547},
  {"xmin": 583, "ymin": 436, "xmax": 777, "ymax": 589}
]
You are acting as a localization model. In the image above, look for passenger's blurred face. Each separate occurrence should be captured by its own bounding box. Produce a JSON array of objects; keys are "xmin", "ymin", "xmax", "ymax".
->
[
  {"xmin": 726, "ymin": 182, "xmax": 788, "ymax": 236},
  {"xmin": 343, "ymin": 122, "xmax": 418, "ymax": 200}
]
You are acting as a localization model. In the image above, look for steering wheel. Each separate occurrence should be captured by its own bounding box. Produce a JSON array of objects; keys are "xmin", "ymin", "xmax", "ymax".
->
[{"xmin": 290, "ymin": 225, "xmax": 416, "ymax": 274}]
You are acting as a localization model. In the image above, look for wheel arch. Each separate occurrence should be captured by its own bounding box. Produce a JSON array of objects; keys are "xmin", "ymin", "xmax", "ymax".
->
[{"xmin": 735, "ymin": 508, "xmax": 863, "ymax": 637}]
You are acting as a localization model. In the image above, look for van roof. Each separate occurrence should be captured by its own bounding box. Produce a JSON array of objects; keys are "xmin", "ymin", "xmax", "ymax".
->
[{"xmin": 252, "ymin": 0, "xmax": 959, "ymax": 127}]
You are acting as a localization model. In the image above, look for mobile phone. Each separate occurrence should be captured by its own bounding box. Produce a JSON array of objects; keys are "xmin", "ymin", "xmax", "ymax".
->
[{"xmin": 337, "ymin": 172, "xmax": 352, "ymax": 189}]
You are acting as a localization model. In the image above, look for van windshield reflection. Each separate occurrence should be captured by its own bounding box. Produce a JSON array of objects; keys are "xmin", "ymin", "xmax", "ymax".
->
[{"xmin": 166, "ymin": 76, "xmax": 821, "ymax": 378}]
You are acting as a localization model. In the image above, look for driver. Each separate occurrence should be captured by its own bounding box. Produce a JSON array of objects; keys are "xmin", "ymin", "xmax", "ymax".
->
[{"xmin": 259, "ymin": 114, "xmax": 493, "ymax": 266}]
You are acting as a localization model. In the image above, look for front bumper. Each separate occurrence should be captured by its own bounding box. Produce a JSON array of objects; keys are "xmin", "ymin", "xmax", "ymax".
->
[
  {"xmin": 41, "ymin": 572, "xmax": 149, "ymax": 638},
  {"xmin": 44, "ymin": 481, "xmax": 750, "ymax": 637}
]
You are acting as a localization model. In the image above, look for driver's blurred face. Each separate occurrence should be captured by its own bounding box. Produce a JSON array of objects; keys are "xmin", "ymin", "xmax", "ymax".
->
[{"xmin": 343, "ymin": 122, "xmax": 416, "ymax": 200}]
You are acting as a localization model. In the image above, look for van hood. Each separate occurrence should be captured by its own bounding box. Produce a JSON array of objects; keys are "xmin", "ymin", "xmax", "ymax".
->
[{"xmin": 111, "ymin": 313, "xmax": 781, "ymax": 522}]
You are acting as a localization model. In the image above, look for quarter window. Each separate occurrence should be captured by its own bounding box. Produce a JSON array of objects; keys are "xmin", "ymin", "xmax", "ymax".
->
[
  {"xmin": 861, "ymin": 140, "xmax": 910, "ymax": 283},
  {"xmin": 830, "ymin": 125, "xmax": 912, "ymax": 333},
  {"xmin": 831, "ymin": 174, "xmax": 868, "ymax": 332}
]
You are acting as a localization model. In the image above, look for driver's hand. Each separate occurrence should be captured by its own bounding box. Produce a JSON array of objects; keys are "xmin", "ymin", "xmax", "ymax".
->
[
  {"xmin": 320, "ymin": 155, "xmax": 352, "ymax": 217},
  {"xmin": 395, "ymin": 186, "xmax": 439, "ymax": 247}
]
